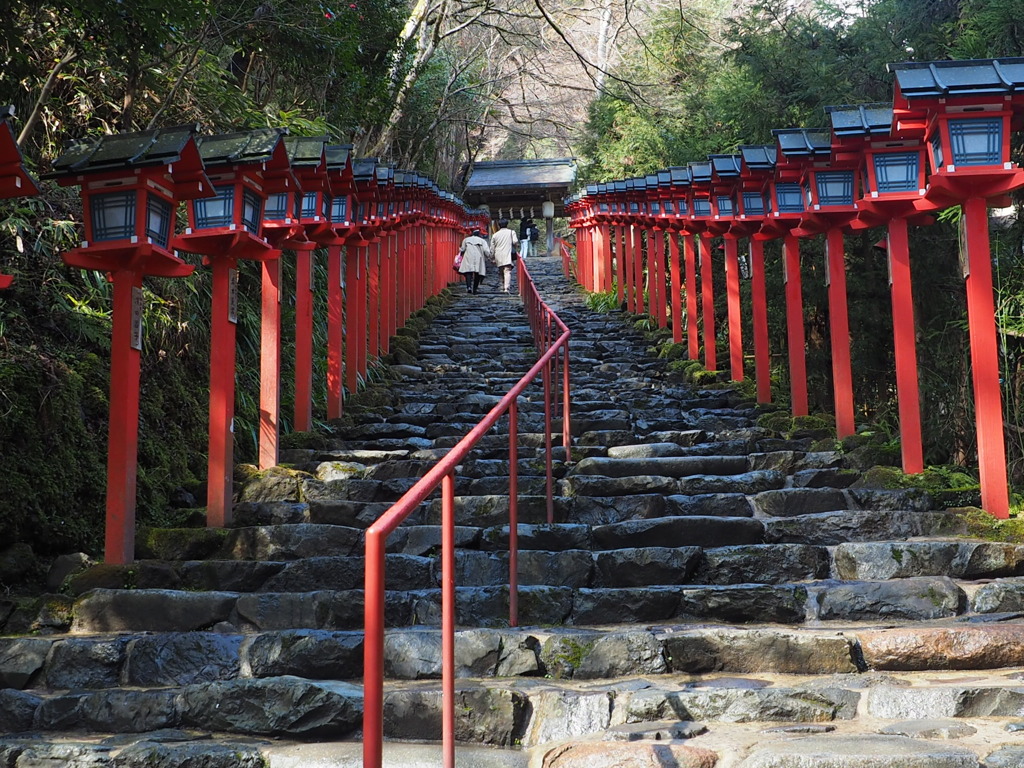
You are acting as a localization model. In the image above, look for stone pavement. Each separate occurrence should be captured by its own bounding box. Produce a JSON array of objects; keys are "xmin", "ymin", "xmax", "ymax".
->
[{"xmin": 2, "ymin": 255, "xmax": 1024, "ymax": 767}]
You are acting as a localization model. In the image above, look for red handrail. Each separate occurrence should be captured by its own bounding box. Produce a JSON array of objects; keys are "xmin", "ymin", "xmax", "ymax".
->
[{"xmin": 363, "ymin": 258, "xmax": 571, "ymax": 768}]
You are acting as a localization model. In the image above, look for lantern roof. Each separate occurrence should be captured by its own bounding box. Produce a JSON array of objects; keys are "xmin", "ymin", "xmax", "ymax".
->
[
  {"xmin": 825, "ymin": 104, "xmax": 894, "ymax": 137},
  {"xmin": 888, "ymin": 57, "xmax": 1024, "ymax": 100},
  {"xmin": 657, "ymin": 169, "xmax": 671, "ymax": 187},
  {"xmin": 375, "ymin": 164, "xmax": 394, "ymax": 185},
  {"xmin": 0, "ymin": 106, "xmax": 40, "ymax": 198},
  {"xmin": 709, "ymin": 154, "xmax": 742, "ymax": 178},
  {"xmin": 353, "ymin": 157, "xmax": 377, "ymax": 183},
  {"xmin": 283, "ymin": 135, "xmax": 328, "ymax": 168},
  {"xmin": 48, "ymin": 123, "xmax": 205, "ymax": 176},
  {"xmin": 325, "ymin": 144, "xmax": 355, "ymax": 200},
  {"xmin": 597, "ymin": 182, "xmax": 609, "ymax": 194},
  {"xmin": 687, "ymin": 161, "xmax": 713, "ymax": 184},
  {"xmin": 196, "ymin": 127, "xmax": 288, "ymax": 168},
  {"xmin": 46, "ymin": 123, "xmax": 211, "ymax": 199},
  {"xmin": 739, "ymin": 145, "xmax": 777, "ymax": 172},
  {"xmin": 645, "ymin": 173, "xmax": 659, "ymax": 187},
  {"xmin": 772, "ymin": 128, "xmax": 831, "ymax": 158},
  {"xmin": 613, "ymin": 179, "xmax": 628, "ymax": 193},
  {"xmin": 668, "ymin": 166, "xmax": 691, "ymax": 186}
]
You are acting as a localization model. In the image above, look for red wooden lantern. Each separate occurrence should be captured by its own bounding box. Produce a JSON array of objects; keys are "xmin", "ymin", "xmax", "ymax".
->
[
  {"xmin": 283, "ymin": 136, "xmax": 331, "ymax": 435},
  {"xmin": 826, "ymin": 104, "xmax": 933, "ymax": 473},
  {"xmin": 738, "ymin": 145, "xmax": 777, "ymax": 404},
  {"xmin": 46, "ymin": 124, "xmax": 213, "ymax": 564},
  {"xmin": 0, "ymin": 107, "xmax": 41, "ymax": 289},
  {"xmin": 887, "ymin": 58, "xmax": 1024, "ymax": 518},
  {"xmin": 173, "ymin": 128, "xmax": 289, "ymax": 528},
  {"xmin": 687, "ymin": 161, "xmax": 717, "ymax": 370},
  {"xmin": 324, "ymin": 144, "xmax": 356, "ymax": 421},
  {"xmin": 709, "ymin": 155, "xmax": 744, "ymax": 382}
]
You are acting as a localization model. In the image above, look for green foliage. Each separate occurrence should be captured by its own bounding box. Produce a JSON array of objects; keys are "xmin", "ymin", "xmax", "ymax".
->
[{"xmin": 584, "ymin": 289, "xmax": 621, "ymax": 313}]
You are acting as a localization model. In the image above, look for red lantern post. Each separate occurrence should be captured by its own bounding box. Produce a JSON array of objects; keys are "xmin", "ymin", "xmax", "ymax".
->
[
  {"xmin": 831, "ymin": 102, "xmax": 936, "ymax": 475},
  {"xmin": 731, "ymin": 147, "xmax": 773, "ymax": 402},
  {"xmin": 709, "ymin": 155, "xmax": 744, "ymax": 381},
  {"xmin": 257, "ymin": 137, "xmax": 310, "ymax": 469},
  {"xmin": 0, "ymin": 106, "xmax": 41, "ymax": 289},
  {"xmin": 47, "ymin": 125, "xmax": 213, "ymax": 564},
  {"xmin": 174, "ymin": 128, "xmax": 289, "ymax": 527},
  {"xmin": 785, "ymin": 128, "xmax": 861, "ymax": 438},
  {"xmin": 688, "ymin": 161, "xmax": 717, "ymax": 371},
  {"xmin": 753, "ymin": 130, "xmax": 818, "ymax": 417},
  {"xmin": 324, "ymin": 144, "xmax": 356, "ymax": 421},
  {"xmin": 889, "ymin": 58, "xmax": 1024, "ymax": 518}
]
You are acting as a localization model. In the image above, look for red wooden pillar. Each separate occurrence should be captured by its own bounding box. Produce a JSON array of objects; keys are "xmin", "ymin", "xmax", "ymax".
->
[
  {"xmin": 105, "ymin": 269, "xmax": 145, "ymax": 563},
  {"xmin": 395, "ymin": 231, "xmax": 407, "ymax": 327},
  {"xmin": 825, "ymin": 227, "xmax": 855, "ymax": 438},
  {"xmin": 598, "ymin": 225, "xmax": 606, "ymax": 290},
  {"xmin": 724, "ymin": 235, "xmax": 743, "ymax": 381},
  {"xmin": 579, "ymin": 228, "xmax": 589, "ymax": 288},
  {"xmin": 326, "ymin": 244, "xmax": 344, "ymax": 420},
  {"xmin": 380, "ymin": 235, "xmax": 392, "ymax": 354},
  {"xmin": 653, "ymin": 230, "xmax": 667, "ymax": 327},
  {"xmin": 750, "ymin": 240, "xmax": 771, "ymax": 403},
  {"xmin": 886, "ymin": 218, "xmax": 924, "ymax": 474},
  {"xmin": 388, "ymin": 233, "xmax": 398, "ymax": 348},
  {"xmin": 624, "ymin": 227, "xmax": 636, "ymax": 313},
  {"xmin": 615, "ymin": 226, "xmax": 626, "ymax": 305},
  {"xmin": 699, "ymin": 234, "xmax": 716, "ymax": 370},
  {"xmin": 259, "ymin": 255, "xmax": 282, "ymax": 469},
  {"xmin": 207, "ymin": 258, "xmax": 238, "ymax": 528},
  {"xmin": 963, "ymin": 196, "xmax": 1010, "ymax": 517},
  {"xmin": 633, "ymin": 226, "xmax": 645, "ymax": 314},
  {"xmin": 783, "ymin": 234, "xmax": 808, "ymax": 416},
  {"xmin": 293, "ymin": 246, "xmax": 314, "ymax": 432},
  {"xmin": 368, "ymin": 243, "xmax": 381, "ymax": 362},
  {"xmin": 669, "ymin": 232, "xmax": 683, "ymax": 344},
  {"xmin": 684, "ymin": 234, "xmax": 699, "ymax": 360},
  {"xmin": 344, "ymin": 245, "xmax": 362, "ymax": 394},
  {"xmin": 591, "ymin": 227, "xmax": 598, "ymax": 290}
]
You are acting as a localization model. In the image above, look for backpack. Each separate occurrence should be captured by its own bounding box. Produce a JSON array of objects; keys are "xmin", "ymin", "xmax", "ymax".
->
[{"xmin": 529, "ymin": 225, "xmax": 540, "ymax": 242}]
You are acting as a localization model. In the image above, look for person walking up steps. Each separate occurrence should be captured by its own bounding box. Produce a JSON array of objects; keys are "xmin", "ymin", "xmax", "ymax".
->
[
  {"xmin": 458, "ymin": 227, "xmax": 489, "ymax": 294},
  {"xmin": 519, "ymin": 217, "xmax": 534, "ymax": 260},
  {"xmin": 492, "ymin": 218, "xmax": 519, "ymax": 294}
]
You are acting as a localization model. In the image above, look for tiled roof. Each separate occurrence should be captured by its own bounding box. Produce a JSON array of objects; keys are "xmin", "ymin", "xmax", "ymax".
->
[
  {"xmin": 772, "ymin": 128, "xmax": 831, "ymax": 157},
  {"xmin": 196, "ymin": 128, "xmax": 287, "ymax": 167},
  {"xmin": 48, "ymin": 124, "xmax": 203, "ymax": 176},
  {"xmin": 888, "ymin": 58, "xmax": 1024, "ymax": 98},
  {"xmin": 464, "ymin": 159, "xmax": 576, "ymax": 191},
  {"xmin": 826, "ymin": 104, "xmax": 893, "ymax": 136}
]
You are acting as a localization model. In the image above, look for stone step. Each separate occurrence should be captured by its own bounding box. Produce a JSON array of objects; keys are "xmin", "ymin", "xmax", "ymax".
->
[
  {"xmin": 63, "ymin": 569, "xmax": 1023, "ymax": 633},
  {"xmin": 11, "ymin": 621, "xmax": 1024, "ymax": 701},
  {"xmin": 9, "ymin": 665, "xmax": 1024, "ymax": 760}
]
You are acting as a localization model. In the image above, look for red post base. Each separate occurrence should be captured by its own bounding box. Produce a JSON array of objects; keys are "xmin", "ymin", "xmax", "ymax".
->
[
  {"xmin": 783, "ymin": 235, "xmax": 808, "ymax": 416},
  {"xmin": 104, "ymin": 269, "xmax": 144, "ymax": 564},
  {"xmin": 963, "ymin": 197, "xmax": 1010, "ymax": 518},
  {"xmin": 886, "ymin": 218, "xmax": 924, "ymax": 474},
  {"xmin": 750, "ymin": 240, "xmax": 770, "ymax": 403},
  {"xmin": 700, "ymin": 235, "xmax": 715, "ymax": 371},
  {"xmin": 825, "ymin": 228, "xmax": 855, "ymax": 438},
  {"xmin": 724, "ymin": 236, "xmax": 743, "ymax": 381},
  {"xmin": 684, "ymin": 235, "xmax": 698, "ymax": 360},
  {"xmin": 259, "ymin": 255, "xmax": 281, "ymax": 470}
]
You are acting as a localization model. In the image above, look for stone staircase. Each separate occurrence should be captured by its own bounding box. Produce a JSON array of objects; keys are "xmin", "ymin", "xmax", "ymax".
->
[{"xmin": 3, "ymin": 257, "xmax": 1024, "ymax": 767}]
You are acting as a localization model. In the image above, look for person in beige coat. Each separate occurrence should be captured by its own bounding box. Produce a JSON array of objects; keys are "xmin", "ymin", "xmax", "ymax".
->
[
  {"xmin": 491, "ymin": 218, "xmax": 519, "ymax": 293},
  {"xmin": 458, "ymin": 227, "xmax": 490, "ymax": 294}
]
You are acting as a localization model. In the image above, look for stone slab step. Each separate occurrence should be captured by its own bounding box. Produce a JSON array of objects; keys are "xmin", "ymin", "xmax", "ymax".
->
[
  {"xmin": 17, "ymin": 670, "xmax": 1024, "ymax": 753},
  {"xmin": 13, "ymin": 620, "xmax": 1024, "ymax": 702}
]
